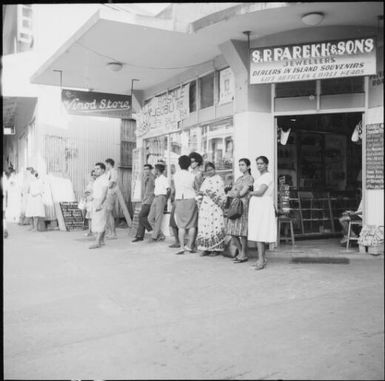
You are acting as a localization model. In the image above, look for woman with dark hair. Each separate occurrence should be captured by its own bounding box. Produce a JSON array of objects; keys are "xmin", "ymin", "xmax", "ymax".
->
[
  {"xmin": 173, "ymin": 155, "xmax": 198, "ymax": 254},
  {"xmin": 196, "ymin": 162, "xmax": 227, "ymax": 256},
  {"xmin": 248, "ymin": 156, "xmax": 277, "ymax": 270},
  {"xmin": 226, "ymin": 158, "xmax": 254, "ymax": 263},
  {"xmin": 189, "ymin": 152, "xmax": 204, "ymax": 191}
]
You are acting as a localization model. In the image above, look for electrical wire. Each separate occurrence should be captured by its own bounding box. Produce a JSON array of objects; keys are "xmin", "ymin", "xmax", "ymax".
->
[{"xmin": 75, "ymin": 40, "xmax": 214, "ymax": 71}]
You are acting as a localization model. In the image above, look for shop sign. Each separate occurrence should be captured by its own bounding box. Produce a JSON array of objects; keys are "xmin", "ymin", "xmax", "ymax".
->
[
  {"xmin": 366, "ymin": 123, "xmax": 383, "ymax": 190},
  {"xmin": 136, "ymin": 84, "xmax": 189, "ymax": 137},
  {"xmin": 62, "ymin": 89, "xmax": 131, "ymax": 118},
  {"xmin": 219, "ymin": 67, "xmax": 234, "ymax": 104},
  {"xmin": 250, "ymin": 37, "xmax": 377, "ymax": 84}
]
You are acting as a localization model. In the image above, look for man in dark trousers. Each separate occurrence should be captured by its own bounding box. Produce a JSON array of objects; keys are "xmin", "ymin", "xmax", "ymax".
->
[{"xmin": 132, "ymin": 164, "xmax": 155, "ymax": 242}]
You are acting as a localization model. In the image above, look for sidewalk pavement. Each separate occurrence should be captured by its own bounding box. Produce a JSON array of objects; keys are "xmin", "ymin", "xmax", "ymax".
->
[{"xmin": 4, "ymin": 223, "xmax": 384, "ymax": 380}]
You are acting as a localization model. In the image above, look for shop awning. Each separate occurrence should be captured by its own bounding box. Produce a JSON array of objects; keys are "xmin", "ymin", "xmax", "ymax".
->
[
  {"xmin": 30, "ymin": 3, "xmax": 383, "ymax": 95},
  {"xmin": 3, "ymin": 96, "xmax": 37, "ymax": 135}
]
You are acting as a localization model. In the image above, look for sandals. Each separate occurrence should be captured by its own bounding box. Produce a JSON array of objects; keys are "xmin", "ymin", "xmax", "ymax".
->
[
  {"xmin": 200, "ymin": 251, "xmax": 211, "ymax": 256},
  {"xmin": 233, "ymin": 257, "xmax": 248, "ymax": 263},
  {"xmin": 175, "ymin": 249, "xmax": 185, "ymax": 255},
  {"xmin": 209, "ymin": 251, "xmax": 220, "ymax": 257},
  {"xmin": 253, "ymin": 259, "xmax": 267, "ymax": 270},
  {"xmin": 184, "ymin": 246, "xmax": 196, "ymax": 254}
]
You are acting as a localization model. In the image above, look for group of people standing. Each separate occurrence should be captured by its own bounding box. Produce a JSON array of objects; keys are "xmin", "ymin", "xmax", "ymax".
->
[
  {"xmin": 132, "ymin": 152, "xmax": 277, "ymax": 270},
  {"xmin": 3, "ymin": 166, "xmax": 46, "ymax": 233}
]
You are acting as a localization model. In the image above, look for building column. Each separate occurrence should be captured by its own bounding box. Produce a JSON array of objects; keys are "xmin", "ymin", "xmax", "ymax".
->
[{"xmin": 219, "ymin": 39, "xmax": 274, "ymax": 179}]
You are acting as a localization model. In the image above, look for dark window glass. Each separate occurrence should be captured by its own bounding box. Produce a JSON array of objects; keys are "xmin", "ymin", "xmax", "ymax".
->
[
  {"xmin": 199, "ymin": 73, "xmax": 214, "ymax": 109},
  {"xmin": 275, "ymin": 81, "xmax": 316, "ymax": 98},
  {"xmin": 321, "ymin": 77, "xmax": 364, "ymax": 95},
  {"xmin": 189, "ymin": 80, "xmax": 196, "ymax": 112}
]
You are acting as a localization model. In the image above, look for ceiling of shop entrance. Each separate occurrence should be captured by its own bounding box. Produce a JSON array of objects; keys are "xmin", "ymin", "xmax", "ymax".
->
[{"xmin": 31, "ymin": 2, "xmax": 383, "ymax": 94}]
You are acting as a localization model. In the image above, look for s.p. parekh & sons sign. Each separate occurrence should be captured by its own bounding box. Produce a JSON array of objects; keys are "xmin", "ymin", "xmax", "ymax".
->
[
  {"xmin": 249, "ymin": 37, "xmax": 376, "ymax": 84},
  {"xmin": 62, "ymin": 89, "xmax": 131, "ymax": 118}
]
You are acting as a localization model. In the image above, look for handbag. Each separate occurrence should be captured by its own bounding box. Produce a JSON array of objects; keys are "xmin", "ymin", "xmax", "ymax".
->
[{"xmin": 227, "ymin": 197, "xmax": 243, "ymax": 220}]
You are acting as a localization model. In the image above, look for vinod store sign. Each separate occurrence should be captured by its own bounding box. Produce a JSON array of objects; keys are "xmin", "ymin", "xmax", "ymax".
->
[
  {"xmin": 62, "ymin": 89, "xmax": 131, "ymax": 118},
  {"xmin": 249, "ymin": 37, "xmax": 377, "ymax": 84}
]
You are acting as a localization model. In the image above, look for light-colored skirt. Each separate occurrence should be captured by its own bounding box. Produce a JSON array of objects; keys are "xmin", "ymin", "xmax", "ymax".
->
[
  {"xmin": 248, "ymin": 196, "xmax": 277, "ymax": 243},
  {"xmin": 25, "ymin": 194, "xmax": 45, "ymax": 218},
  {"xmin": 91, "ymin": 200, "xmax": 107, "ymax": 233},
  {"xmin": 175, "ymin": 198, "xmax": 198, "ymax": 229}
]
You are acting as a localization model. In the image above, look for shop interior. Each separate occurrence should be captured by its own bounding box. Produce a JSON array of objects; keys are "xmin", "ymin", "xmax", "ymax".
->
[{"xmin": 277, "ymin": 112, "xmax": 362, "ymax": 239}]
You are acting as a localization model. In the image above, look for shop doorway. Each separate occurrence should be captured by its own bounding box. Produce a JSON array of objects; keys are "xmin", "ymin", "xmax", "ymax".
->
[{"xmin": 276, "ymin": 112, "xmax": 362, "ymax": 240}]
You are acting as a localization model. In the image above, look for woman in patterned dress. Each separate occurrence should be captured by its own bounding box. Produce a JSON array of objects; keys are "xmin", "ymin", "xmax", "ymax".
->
[
  {"xmin": 226, "ymin": 158, "xmax": 254, "ymax": 263},
  {"xmin": 196, "ymin": 162, "xmax": 227, "ymax": 256}
]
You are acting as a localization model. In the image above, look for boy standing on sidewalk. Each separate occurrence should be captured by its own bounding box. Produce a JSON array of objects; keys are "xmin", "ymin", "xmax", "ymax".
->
[
  {"xmin": 89, "ymin": 162, "xmax": 109, "ymax": 249},
  {"xmin": 132, "ymin": 164, "xmax": 155, "ymax": 242},
  {"xmin": 147, "ymin": 163, "xmax": 170, "ymax": 242}
]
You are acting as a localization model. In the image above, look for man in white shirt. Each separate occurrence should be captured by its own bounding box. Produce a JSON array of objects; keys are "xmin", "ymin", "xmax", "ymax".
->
[
  {"xmin": 105, "ymin": 158, "xmax": 118, "ymax": 239},
  {"xmin": 89, "ymin": 162, "xmax": 109, "ymax": 249},
  {"xmin": 148, "ymin": 163, "xmax": 170, "ymax": 241}
]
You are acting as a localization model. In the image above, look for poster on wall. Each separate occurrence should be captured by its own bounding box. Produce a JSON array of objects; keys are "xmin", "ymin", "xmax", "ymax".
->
[
  {"xmin": 136, "ymin": 84, "xmax": 189, "ymax": 137},
  {"xmin": 250, "ymin": 37, "xmax": 377, "ymax": 84},
  {"xmin": 131, "ymin": 148, "xmax": 142, "ymax": 202},
  {"xmin": 366, "ymin": 123, "xmax": 384, "ymax": 190},
  {"xmin": 219, "ymin": 67, "xmax": 235, "ymax": 104}
]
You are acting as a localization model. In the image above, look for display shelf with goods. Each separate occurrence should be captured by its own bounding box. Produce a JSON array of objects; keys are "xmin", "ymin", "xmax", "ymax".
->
[{"xmin": 277, "ymin": 185, "xmax": 339, "ymax": 237}]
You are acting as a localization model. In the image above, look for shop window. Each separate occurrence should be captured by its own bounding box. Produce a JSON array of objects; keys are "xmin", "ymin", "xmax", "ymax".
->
[
  {"xmin": 201, "ymin": 118, "xmax": 234, "ymax": 173},
  {"xmin": 199, "ymin": 73, "xmax": 214, "ymax": 109},
  {"xmin": 189, "ymin": 80, "xmax": 197, "ymax": 112},
  {"xmin": 275, "ymin": 81, "xmax": 316, "ymax": 98},
  {"xmin": 144, "ymin": 135, "xmax": 168, "ymax": 167},
  {"xmin": 321, "ymin": 77, "xmax": 364, "ymax": 95}
]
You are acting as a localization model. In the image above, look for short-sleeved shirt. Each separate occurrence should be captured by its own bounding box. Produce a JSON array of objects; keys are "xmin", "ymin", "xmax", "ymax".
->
[
  {"xmin": 107, "ymin": 168, "xmax": 118, "ymax": 192},
  {"xmin": 143, "ymin": 173, "xmax": 155, "ymax": 204},
  {"xmin": 154, "ymin": 174, "xmax": 169, "ymax": 196},
  {"xmin": 93, "ymin": 173, "xmax": 109, "ymax": 200},
  {"xmin": 254, "ymin": 172, "xmax": 274, "ymax": 198},
  {"xmin": 191, "ymin": 168, "xmax": 204, "ymax": 191},
  {"xmin": 173, "ymin": 170, "xmax": 196, "ymax": 199},
  {"xmin": 228, "ymin": 173, "xmax": 254, "ymax": 199}
]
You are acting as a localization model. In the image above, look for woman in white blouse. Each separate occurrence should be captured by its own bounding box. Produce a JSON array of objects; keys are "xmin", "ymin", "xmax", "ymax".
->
[{"xmin": 248, "ymin": 156, "xmax": 277, "ymax": 270}]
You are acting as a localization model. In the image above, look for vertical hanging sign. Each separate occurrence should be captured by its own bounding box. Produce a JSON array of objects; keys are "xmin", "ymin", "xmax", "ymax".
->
[{"xmin": 366, "ymin": 123, "xmax": 384, "ymax": 189}]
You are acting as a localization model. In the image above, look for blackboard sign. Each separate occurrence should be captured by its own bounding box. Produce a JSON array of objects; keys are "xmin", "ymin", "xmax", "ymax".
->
[
  {"xmin": 366, "ymin": 123, "xmax": 384, "ymax": 190},
  {"xmin": 59, "ymin": 202, "xmax": 85, "ymax": 231}
]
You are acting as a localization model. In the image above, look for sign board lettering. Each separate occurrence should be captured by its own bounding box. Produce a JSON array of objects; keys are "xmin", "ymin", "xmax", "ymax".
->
[
  {"xmin": 62, "ymin": 89, "xmax": 131, "ymax": 118},
  {"xmin": 59, "ymin": 201, "xmax": 85, "ymax": 231},
  {"xmin": 366, "ymin": 123, "xmax": 384, "ymax": 190},
  {"xmin": 136, "ymin": 84, "xmax": 189, "ymax": 137},
  {"xmin": 250, "ymin": 37, "xmax": 377, "ymax": 84}
]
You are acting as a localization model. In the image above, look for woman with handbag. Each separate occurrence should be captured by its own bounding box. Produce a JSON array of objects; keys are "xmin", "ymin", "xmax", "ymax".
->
[
  {"xmin": 226, "ymin": 158, "xmax": 254, "ymax": 263},
  {"xmin": 248, "ymin": 156, "xmax": 277, "ymax": 270},
  {"xmin": 196, "ymin": 162, "xmax": 227, "ymax": 256}
]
